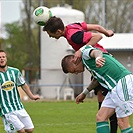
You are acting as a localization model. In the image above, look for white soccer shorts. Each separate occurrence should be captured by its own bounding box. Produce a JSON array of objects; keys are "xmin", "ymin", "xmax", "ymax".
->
[
  {"xmin": 101, "ymin": 74, "xmax": 133, "ymax": 118},
  {"xmin": 2, "ymin": 108, "xmax": 34, "ymax": 133}
]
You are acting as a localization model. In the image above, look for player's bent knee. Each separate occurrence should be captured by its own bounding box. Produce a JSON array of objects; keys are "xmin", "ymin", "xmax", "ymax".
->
[
  {"xmin": 96, "ymin": 113, "xmax": 102, "ymax": 121},
  {"xmin": 96, "ymin": 112, "xmax": 108, "ymax": 122},
  {"xmin": 17, "ymin": 128, "xmax": 25, "ymax": 133},
  {"xmin": 117, "ymin": 119, "xmax": 130, "ymax": 130},
  {"xmin": 25, "ymin": 128, "xmax": 34, "ymax": 133},
  {"xmin": 117, "ymin": 120, "xmax": 126, "ymax": 129}
]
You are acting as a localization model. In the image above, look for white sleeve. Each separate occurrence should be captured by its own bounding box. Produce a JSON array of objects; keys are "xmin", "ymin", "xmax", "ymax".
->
[
  {"xmin": 81, "ymin": 45, "xmax": 95, "ymax": 60},
  {"xmin": 17, "ymin": 71, "xmax": 26, "ymax": 86}
]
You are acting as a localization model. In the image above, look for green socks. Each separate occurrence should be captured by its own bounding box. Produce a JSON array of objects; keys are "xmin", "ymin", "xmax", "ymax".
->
[
  {"xmin": 96, "ymin": 121, "xmax": 110, "ymax": 133},
  {"xmin": 96, "ymin": 122, "xmax": 133, "ymax": 133},
  {"xmin": 121, "ymin": 127, "xmax": 133, "ymax": 133}
]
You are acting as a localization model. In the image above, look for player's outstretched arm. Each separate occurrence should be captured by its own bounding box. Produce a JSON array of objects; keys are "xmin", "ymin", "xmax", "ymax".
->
[
  {"xmin": 22, "ymin": 83, "xmax": 40, "ymax": 100},
  {"xmin": 86, "ymin": 24, "xmax": 114, "ymax": 37},
  {"xmin": 76, "ymin": 78, "xmax": 100, "ymax": 104}
]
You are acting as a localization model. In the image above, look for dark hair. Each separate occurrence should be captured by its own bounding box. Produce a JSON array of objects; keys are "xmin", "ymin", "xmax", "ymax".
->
[
  {"xmin": 43, "ymin": 16, "xmax": 65, "ymax": 33},
  {"xmin": 61, "ymin": 55, "xmax": 74, "ymax": 73},
  {"xmin": 0, "ymin": 50, "xmax": 6, "ymax": 53},
  {"xmin": 0, "ymin": 50, "xmax": 6, "ymax": 56}
]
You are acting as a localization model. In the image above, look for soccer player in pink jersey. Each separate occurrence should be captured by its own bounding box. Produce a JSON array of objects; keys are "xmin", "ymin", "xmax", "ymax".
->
[{"xmin": 43, "ymin": 16, "xmax": 113, "ymax": 63}]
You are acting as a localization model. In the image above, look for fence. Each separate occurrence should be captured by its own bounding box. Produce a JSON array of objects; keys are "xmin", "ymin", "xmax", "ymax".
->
[{"xmin": 19, "ymin": 84, "xmax": 95, "ymax": 101}]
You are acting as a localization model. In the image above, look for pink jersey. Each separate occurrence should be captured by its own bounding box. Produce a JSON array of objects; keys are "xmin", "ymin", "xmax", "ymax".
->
[{"xmin": 64, "ymin": 22, "xmax": 107, "ymax": 52}]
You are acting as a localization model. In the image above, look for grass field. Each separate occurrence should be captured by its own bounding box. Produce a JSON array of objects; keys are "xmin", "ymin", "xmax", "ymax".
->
[{"xmin": 0, "ymin": 98, "xmax": 132, "ymax": 133}]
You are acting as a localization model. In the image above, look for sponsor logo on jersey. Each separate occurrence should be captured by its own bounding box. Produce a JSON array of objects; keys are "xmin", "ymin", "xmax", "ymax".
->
[{"xmin": 1, "ymin": 81, "xmax": 15, "ymax": 91}]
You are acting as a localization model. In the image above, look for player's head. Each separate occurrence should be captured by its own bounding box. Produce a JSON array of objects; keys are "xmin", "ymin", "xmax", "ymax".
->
[
  {"xmin": 43, "ymin": 16, "xmax": 65, "ymax": 39},
  {"xmin": 61, "ymin": 55, "xmax": 84, "ymax": 74},
  {"xmin": 0, "ymin": 50, "xmax": 7, "ymax": 68}
]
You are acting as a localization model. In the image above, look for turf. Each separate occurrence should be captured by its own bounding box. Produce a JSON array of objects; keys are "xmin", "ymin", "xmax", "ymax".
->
[
  {"xmin": 27, "ymin": 99, "xmax": 97, "ymax": 133},
  {"xmin": 0, "ymin": 98, "xmax": 132, "ymax": 133}
]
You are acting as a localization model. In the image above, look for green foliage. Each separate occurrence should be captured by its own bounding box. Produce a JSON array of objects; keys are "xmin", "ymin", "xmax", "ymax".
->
[
  {"xmin": 3, "ymin": 21, "xmax": 39, "ymax": 81},
  {"xmin": 3, "ymin": 22, "xmax": 28, "ymax": 70}
]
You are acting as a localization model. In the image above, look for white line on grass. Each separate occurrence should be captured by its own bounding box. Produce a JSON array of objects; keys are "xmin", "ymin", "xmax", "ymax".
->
[{"xmin": 36, "ymin": 122, "xmax": 94, "ymax": 126}]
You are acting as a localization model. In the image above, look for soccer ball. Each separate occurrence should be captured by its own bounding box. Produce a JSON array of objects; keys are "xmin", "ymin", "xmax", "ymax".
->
[{"xmin": 33, "ymin": 6, "xmax": 52, "ymax": 26}]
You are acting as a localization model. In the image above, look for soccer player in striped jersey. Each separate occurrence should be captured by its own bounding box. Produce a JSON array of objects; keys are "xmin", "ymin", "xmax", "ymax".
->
[
  {"xmin": 0, "ymin": 50, "xmax": 40, "ymax": 133},
  {"xmin": 61, "ymin": 45, "xmax": 133, "ymax": 133}
]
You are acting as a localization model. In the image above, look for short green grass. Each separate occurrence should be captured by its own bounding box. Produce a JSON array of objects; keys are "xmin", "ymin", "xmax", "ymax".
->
[
  {"xmin": 26, "ymin": 99, "xmax": 97, "ymax": 133},
  {"xmin": 0, "ymin": 98, "xmax": 132, "ymax": 133}
]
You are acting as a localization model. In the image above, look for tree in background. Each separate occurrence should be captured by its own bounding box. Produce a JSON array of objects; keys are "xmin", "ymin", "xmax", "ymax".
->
[
  {"xmin": 85, "ymin": 0, "xmax": 132, "ymax": 32},
  {"xmin": 2, "ymin": 0, "xmax": 40, "ymax": 83},
  {"xmin": 3, "ymin": 22, "xmax": 28, "ymax": 70}
]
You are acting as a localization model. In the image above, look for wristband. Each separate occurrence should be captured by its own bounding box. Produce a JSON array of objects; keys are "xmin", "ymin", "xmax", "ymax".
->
[
  {"xmin": 82, "ymin": 88, "xmax": 89, "ymax": 95},
  {"xmin": 80, "ymin": 45, "xmax": 86, "ymax": 52},
  {"xmin": 96, "ymin": 57, "xmax": 102, "ymax": 61}
]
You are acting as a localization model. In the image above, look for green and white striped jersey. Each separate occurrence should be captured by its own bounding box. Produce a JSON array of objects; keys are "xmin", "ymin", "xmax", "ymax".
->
[
  {"xmin": 0, "ymin": 66, "xmax": 26, "ymax": 116},
  {"xmin": 81, "ymin": 45, "xmax": 131, "ymax": 90}
]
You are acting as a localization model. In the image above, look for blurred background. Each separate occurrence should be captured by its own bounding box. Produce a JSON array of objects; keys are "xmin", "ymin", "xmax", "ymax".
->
[{"xmin": 0, "ymin": 0, "xmax": 133, "ymax": 100}]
